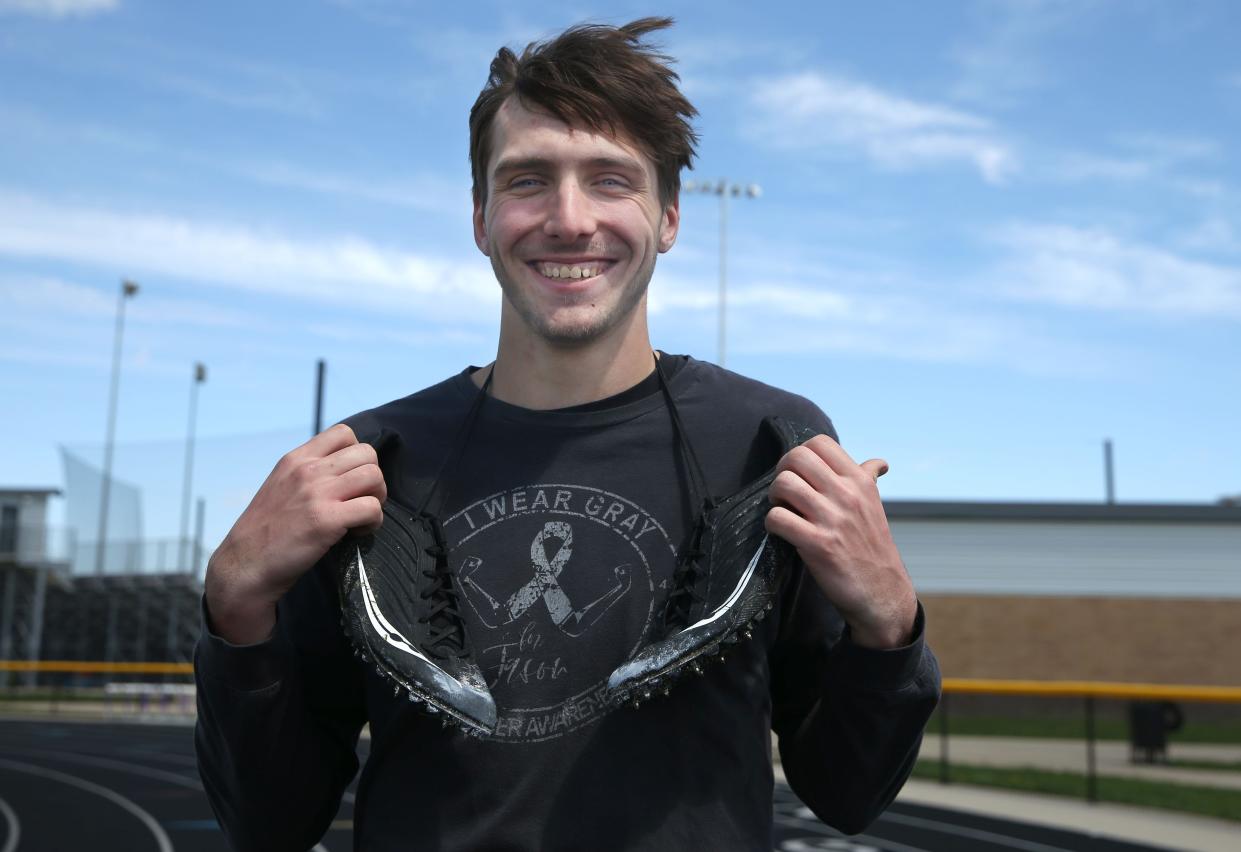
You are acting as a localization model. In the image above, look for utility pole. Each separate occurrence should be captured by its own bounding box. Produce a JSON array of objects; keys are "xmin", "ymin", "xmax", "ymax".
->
[
  {"xmin": 314, "ymin": 358, "xmax": 326, "ymax": 436},
  {"xmin": 682, "ymin": 179, "xmax": 761, "ymax": 368},
  {"xmin": 95, "ymin": 279, "xmax": 139, "ymax": 574},
  {"xmin": 179, "ymin": 362, "xmax": 207, "ymax": 572},
  {"xmin": 1104, "ymin": 439, "xmax": 1115, "ymax": 504}
]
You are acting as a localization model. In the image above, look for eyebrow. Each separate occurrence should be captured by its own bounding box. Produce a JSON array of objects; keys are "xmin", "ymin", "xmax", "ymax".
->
[{"xmin": 492, "ymin": 155, "xmax": 646, "ymax": 179}]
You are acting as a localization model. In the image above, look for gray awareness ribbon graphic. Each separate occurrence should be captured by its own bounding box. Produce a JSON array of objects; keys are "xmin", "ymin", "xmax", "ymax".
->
[{"xmin": 460, "ymin": 521, "xmax": 632, "ymax": 637}]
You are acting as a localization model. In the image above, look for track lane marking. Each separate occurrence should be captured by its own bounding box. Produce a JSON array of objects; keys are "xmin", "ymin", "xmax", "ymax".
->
[
  {"xmin": 773, "ymin": 815, "xmax": 933, "ymax": 852},
  {"xmin": 0, "ymin": 794, "xmax": 19, "ymax": 852},
  {"xmin": 3, "ymin": 745, "xmax": 356, "ymax": 848},
  {"xmin": 0, "ymin": 757, "xmax": 173, "ymax": 852},
  {"xmin": 879, "ymin": 812, "xmax": 1079, "ymax": 852},
  {"xmin": 0, "ymin": 748, "xmax": 204, "ymax": 790}
]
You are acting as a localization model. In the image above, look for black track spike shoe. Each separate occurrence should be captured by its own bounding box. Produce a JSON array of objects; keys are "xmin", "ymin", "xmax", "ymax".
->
[
  {"xmin": 607, "ymin": 415, "xmax": 823, "ymax": 705},
  {"xmin": 336, "ymin": 498, "xmax": 497, "ymax": 735}
]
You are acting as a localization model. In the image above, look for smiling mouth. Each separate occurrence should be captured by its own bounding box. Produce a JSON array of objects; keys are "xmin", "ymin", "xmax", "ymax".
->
[{"xmin": 531, "ymin": 261, "xmax": 610, "ymax": 281}]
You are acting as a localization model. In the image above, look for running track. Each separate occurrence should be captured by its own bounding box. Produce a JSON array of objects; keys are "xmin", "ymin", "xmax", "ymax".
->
[{"xmin": 0, "ymin": 719, "xmax": 1174, "ymax": 851}]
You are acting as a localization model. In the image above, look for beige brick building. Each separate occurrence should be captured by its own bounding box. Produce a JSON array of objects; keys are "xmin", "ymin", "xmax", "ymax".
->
[{"xmin": 886, "ymin": 501, "xmax": 1241, "ymax": 687}]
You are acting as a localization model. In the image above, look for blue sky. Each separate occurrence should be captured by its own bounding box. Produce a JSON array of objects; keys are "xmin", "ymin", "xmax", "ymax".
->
[{"xmin": 2, "ymin": 0, "xmax": 1239, "ymax": 554}]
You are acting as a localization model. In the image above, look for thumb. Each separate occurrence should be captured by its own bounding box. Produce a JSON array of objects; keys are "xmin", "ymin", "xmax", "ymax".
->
[{"xmin": 860, "ymin": 458, "xmax": 890, "ymax": 481}]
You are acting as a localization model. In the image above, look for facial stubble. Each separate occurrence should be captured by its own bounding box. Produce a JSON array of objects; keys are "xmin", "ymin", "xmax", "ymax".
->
[{"xmin": 492, "ymin": 251, "xmax": 656, "ymax": 346}]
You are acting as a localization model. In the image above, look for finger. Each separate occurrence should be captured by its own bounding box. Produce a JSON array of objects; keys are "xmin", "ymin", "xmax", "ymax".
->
[
  {"xmin": 775, "ymin": 444, "xmax": 838, "ymax": 495},
  {"xmin": 801, "ymin": 434, "xmax": 860, "ymax": 477},
  {"xmin": 325, "ymin": 463, "xmax": 387, "ymax": 503},
  {"xmin": 301, "ymin": 422, "xmax": 358, "ymax": 459},
  {"xmin": 764, "ymin": 504, "xmax": 817, "ymax": 550},
  {"xmin": 860, "ymin": 458, "xmax": 890, "ymax": 481},
  {"xmin": 337, "ymin": 495, "xmax": 385, "ymax": 533},
  {"xmin": 317, "ymin": 441, "xmax": 379, "ymax": 476},
  {"xmin": 768, "ymin": 469, "xmax": 823, "ymax": 520}
]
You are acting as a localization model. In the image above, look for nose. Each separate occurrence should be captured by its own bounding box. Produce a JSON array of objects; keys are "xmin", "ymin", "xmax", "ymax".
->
[{"xmin": 543, "ymin": 181, "xmax": 597, "ymax": 241}]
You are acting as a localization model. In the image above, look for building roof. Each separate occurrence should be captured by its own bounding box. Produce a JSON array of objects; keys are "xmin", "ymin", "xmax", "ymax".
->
[
  {"xmin": 0, "ymin": 487, "xmax": 61, "ymax": 497},
  {"xmin": 883, "ymin": 500, "xmax": 1241, "ymax": 524}
]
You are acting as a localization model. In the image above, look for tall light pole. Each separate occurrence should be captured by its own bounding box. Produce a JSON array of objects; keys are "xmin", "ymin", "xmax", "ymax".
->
[
  {"xmin": 95, "ymin": 279, "xmax": 139, "ymax": 575},
  {"xmin": 179, "ymin": 362, "xmax": 207, "ymax": 573},
  {"xmin": 314, "ymin": 358, "xmax": 326, "ymax": 436},
  {"xmin": 682, "ymin": 179, "xmax": 761, "ymax": 367}
]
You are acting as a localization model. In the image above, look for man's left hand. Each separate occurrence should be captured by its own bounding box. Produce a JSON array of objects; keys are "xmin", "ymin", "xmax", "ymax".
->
[{"xmin": 765, "ymin": 435, "xmax": 918, "ymax": 649}]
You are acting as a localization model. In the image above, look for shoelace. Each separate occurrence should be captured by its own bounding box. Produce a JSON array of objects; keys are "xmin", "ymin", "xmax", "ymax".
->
[
  {"xmin": 415, "ymin": 514, "xmax": 470, "ymax": 661},
  {"xmin": 654, "ymin": 355, "xmax": 718, "ymax": 628},
  {"xmin": 662, "ymin": 508, "xmax": 710, "ymax": 627},
  {"xmin": 406, "ymin": 369, "xmax": 496, "ymax": 662}
]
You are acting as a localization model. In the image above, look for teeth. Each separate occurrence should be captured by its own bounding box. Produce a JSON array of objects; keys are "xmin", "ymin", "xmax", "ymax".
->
[{"xmin": 540, "ymin": 263, "xmax": 601, "ymax": 279}]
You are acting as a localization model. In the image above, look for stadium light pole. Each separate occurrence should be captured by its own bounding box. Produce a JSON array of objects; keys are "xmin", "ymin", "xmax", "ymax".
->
[
  {"xmin": 94, "ymin": 279, "xmax": 139, "ymax": 575},
  {"xmin": 178, "ymin": 362, "xmax": 207, "ymax": 573},
  {"xmin": 682, "ymin": 179, "xmax": 761, "ymax": 368}
]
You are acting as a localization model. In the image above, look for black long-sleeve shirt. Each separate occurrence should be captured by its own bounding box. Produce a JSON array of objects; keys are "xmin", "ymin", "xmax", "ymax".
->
[{"xmin": 195, "ymin": 356, "xmax": 941, "ymax": 851}]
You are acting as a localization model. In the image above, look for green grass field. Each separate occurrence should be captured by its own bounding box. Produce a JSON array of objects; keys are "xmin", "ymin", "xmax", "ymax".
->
[{"xmin": 914, "ymin": 760, "xmax": 1241, "ymax": 823}]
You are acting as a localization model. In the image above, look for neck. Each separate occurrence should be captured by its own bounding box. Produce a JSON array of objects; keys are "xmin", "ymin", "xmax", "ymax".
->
[{"xmin": 475, "ymin": 299, "xmax": 657, "ymax": 409}]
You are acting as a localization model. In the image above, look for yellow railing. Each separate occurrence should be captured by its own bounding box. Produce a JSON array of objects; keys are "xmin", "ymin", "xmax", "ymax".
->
[
  {"xmin": 943, "ymin": 677, "xmax": 1241, "ymax": 704},
  {"xmin": 933, "ymin": 677, "xmax": 1241, "ymax": 802}
]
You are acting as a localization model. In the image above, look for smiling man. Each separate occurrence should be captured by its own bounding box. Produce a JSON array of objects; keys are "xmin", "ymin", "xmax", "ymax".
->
[{"xmin": 195, "ymin": 18, "xmax": 939, "ymax": 852}]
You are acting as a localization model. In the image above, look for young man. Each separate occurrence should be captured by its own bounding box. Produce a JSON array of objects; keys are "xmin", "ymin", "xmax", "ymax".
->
[{"xmin": 196, "ymin": 18, "xmax": 939, "ymax": 852}]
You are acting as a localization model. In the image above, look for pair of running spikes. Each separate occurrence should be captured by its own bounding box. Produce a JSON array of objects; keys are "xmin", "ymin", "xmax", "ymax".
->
[{"xmin": 335, "ymin": 415, "xmax": 822, "ymax": 736}]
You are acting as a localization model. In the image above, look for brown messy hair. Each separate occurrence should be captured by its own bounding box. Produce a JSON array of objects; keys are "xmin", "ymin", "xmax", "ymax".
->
[{"xmin": 469, "ymin": 17, "xmax": 699, "ymax": 208}]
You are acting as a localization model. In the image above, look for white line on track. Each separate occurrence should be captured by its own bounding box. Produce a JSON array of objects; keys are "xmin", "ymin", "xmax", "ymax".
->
[
  {"xmin": 879, "ymin": 812, "xmax": 1078, "ymax": 852},
  {"xmin": 0, "ymin": 794, "xmax": 20, "ymax": 852},
  {"xmin": 0, "ymin": 757, "xmax": 173, "ymax": 852},
  {"xmin": 853, "ymin": 834, "xmax": 935, "ymax": 852},
  {"xmin": 773, "ymin": 815, "xmax": 933, "ymax": 852},
  {"xmin": 0, "ymin": 747, "xmax": 204, "ymax": 790},
  {"xmin": 5, "ymin": 747, "xmax": 347, "ymax": 851}
]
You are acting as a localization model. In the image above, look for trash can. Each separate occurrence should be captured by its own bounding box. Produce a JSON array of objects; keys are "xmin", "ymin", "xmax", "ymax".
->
[{"xmin": 1128, "ymin": 701, "xmax": 1183, "ymax": 764}]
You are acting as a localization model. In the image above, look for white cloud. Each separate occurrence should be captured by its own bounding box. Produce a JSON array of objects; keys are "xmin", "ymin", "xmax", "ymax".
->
[
  {"xmin": 232, "ymin": 162, "xmax": 470, "ymax": 214},
  {"xmin": 153, "ymin": 70, "xmax": 321, "ymax": 118},
  {"xmin": 1174, "ymin": 218, "xmax": 1241, "ymax": 255},
  {"xmin": 648, "ymin": 267, "xmax": 1118, "ymax": 375},
  {"xmin": 1041, "ymin": 134, "xmax": 1224, "ymax": 195},
  {"xmin": 0, "ymin": 190, "xmax": 500, "ymax": 320},
  {"xmin": 1118, "ymin": 133, "xmax": 1219, "ymax": 164},
  {"xmin": 951, "ymin": 0, "xmax": 1098, "ymax": 107},
  {"xmin": 0, "ymin": 104, "xmax": 469, "ymax": 213},
  {"xmin": 990, "ymin": 223, "xmax": 1241, "ymax": 318},
  {"xmin": 1048, "ymin": 152, "xmax": 1153, "ymax": 182},
  {"xmin": 0, "ymin": 0, "xmax": 116, "ymax": 17},
  {"xmin": 748, "ymin": 72, "xmax": 1017, "ymax": 184}
]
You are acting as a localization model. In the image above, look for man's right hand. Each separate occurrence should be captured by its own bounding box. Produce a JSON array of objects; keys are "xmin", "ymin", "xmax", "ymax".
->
[{"xmin": 204, "ymin": 423, "xmax": 387, "ymax": 645}]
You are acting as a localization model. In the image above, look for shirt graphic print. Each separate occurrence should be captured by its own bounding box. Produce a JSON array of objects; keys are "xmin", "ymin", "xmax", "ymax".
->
[{"xmin": 444, "ymin": 483, "xmax": 677, "ymax": 742}]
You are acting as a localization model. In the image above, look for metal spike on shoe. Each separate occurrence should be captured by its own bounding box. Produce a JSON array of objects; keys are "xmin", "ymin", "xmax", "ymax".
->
[
  {"xmin": 606, "ymin": 416, "xmax": 822, "ymax": 708},
  {"xmin": 335, "ymin": 498, "xmax": 498, "ymax": 735}
]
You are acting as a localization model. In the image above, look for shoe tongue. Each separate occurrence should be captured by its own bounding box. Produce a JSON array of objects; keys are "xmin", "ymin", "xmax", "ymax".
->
[{"xmin": 664, "ymin": 514, "xmax": 709, "ymax": 627}]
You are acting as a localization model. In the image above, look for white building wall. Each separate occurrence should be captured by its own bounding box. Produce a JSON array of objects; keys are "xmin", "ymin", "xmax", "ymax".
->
[{"xmin": 891, "ymin": 519, "xmax": 1241, "ymax": 599}]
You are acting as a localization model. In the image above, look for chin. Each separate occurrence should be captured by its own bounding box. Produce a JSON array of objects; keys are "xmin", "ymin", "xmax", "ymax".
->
[
  {"xmin": 503, "ymin": 289, "xmax": 639, "ymax": 346},
  {"xmin": 527, "ymin": 312, "xmax": 616, "ymax": 346}
]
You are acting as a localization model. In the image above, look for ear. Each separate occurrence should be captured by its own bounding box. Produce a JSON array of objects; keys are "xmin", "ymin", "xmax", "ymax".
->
[
  {"xmin": 657, "ymin": 194, "xmax": 680, "ymax": 253},
  {"xmin": 472, "ymin": 192, "xmax": 491, "ymax": 256}
]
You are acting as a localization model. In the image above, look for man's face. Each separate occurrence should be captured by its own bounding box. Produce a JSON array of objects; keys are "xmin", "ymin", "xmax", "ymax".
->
[{"xmin": 473, "ymin": 98, "xmax": 679, "ymax": 346}]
